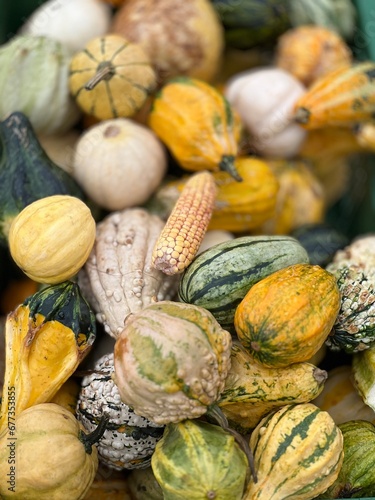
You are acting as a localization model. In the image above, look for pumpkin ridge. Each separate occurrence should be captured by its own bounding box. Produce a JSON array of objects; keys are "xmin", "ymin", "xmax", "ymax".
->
[
  {"xmin": 104, "ymin": 80, "xmax": 119, "ymax": 118},
  {"xmin": 108, "ymin": 40, "xmax": 130, "ymax": 62},
  {"xmin": 82, "ymin": 47, "xmax": 100, "ymax": 64}
]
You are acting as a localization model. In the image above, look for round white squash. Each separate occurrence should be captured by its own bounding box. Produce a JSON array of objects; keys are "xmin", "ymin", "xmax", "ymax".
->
[
  {"xmin": 20, "ymin": 0, "xmax": 112, "ymax": 55},
  {"xmin": 72, "ymin": 119, "xmax": 168, "ymax": 211},
  {"xmin": 225, "ymin": 67, "xmax": 307, "ymax": 158}
]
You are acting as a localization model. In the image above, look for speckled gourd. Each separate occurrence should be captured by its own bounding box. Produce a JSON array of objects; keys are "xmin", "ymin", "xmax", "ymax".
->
[
  {"xmin": 78, "ymin": 208, "xmax": 180, "ymax": 338},
  {"xmin": 113, "ymin": 300, "xmax": 232, "ymax": 425}
]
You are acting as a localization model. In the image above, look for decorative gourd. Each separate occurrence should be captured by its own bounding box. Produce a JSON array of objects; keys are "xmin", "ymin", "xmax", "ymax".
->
[
  {"xmin": 19, "ymin": 0, "xmax": 112, "ymax": 54},
  {"xmin": 178, "ymin": 235, "xmax": 309, "ymax": 332},
  {"xmin": 151, "ymin": 418, "xmax": 248, "ymax": 500},
  {"xmin": 259, "ymin": 159, "xmax": 325, "ymax": 235},
  {"xmin": 50, "ymin": 377, "xmax": 81, "ymax": 415},
  {"xmin": 0, "ymin": 112, "xmax": 84, "ymax": 247},
  {"xmin": 313, "ymin": 365, "xmax": 375, "ymax": 425},
  {"xmin": 234, "ymin": 263, "xmax": 341, "ymax": 368},
  {"xmin": 218, "ymin": 342, "xmax": 327, "ymax": 433},
  {"xmin": 0, "ymin": 35, "xmax": 80, "ymax": 135},
  {"xmin": 329, "ymin": 233, "xmax": 375, "ymax": 270},
  {"xmin": 0, "ymin": 281, "xmax": 96, "ymax": 434},
  {"xmin": 275, "ymin": 25, "xmax": 352, "ymax": 87},
  {"xmin": 287, "ymin": 0, "xmax": 357, "ymax": 40},
  {"xmin": 197, "ymin": 229, "xmax": 235, "ymax": 254},
  {"xmin": 69, "ymin": 34, "xmax": 157, "ymax": 121},
  {"xmin": 224, "ymin": 67, "xmax": 307, "ymax": 158},
  {"xmin": 211, "ymin": 0, "xmax": 290, "ymax": 50},
  {"xmin": 77, "ymin": 353, "xmax": 164, "ymax": 470},
  {"xmin": 0, "ymin": 403, "xmax": 105, "ymax": 499},
  {"xmin": 152, "ymin": 171, "xmax": 217, "ymax": 276},
  {"xmin": 113, "ymin": 301, "xmax": 232, "ymax": 424},
  {"xmin": 111, "ymin": 0, "xmax": 224, "ymax": 84},
  {"xmin": 354, "ymin": 121, "xmax": 375, "ymax": 151},
  {"xmin": 148, "ymin": 77, "xmax": 242, "ymax": 181},
  {"xmin": 243, "ymin": 403, "xmax": 344, "ymax": 500},
  {"xmin": 293, "ymin": 62, "xmax": 375, "ymax": 129},
  {"xmin": 322, "ymin": 420, "xmax": 375, "ymax": 498},
  {"xmin": 78, "ymin": 208, "xmax": 180, "ymax": 338},
  {"xmin": 9, "ymin": 195, "xmax": 96, "ymax": 284},
  {"xmin": 325, "ymin": 263, "xmax": 375, "ymax": 353},
  {"xmin": 291, "ymin": 223, "xmax": 349, "ymax": 266},
  {"xmin": 72, "ymin": 119, "xmax": 167, "ymax": 211},
  {"xmin": 352, "ymin": 345, "xmax": 375, "ymax": 412}
]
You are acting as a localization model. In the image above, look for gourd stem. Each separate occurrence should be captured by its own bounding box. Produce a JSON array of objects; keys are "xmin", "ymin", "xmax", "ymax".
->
[
  {"xmin": 219, "ymin": 155, "xmax": 243, "ymax": 182},
  {"xmin": 85, "ymin": 62, "xmax": 115, "ymax": 90},
  {"xmin": 79, "ymin": 413, "xmax": 109, "ymax": 454},
  {"xmin": 206, "ymin": 405, "xmax": 257, "ymax": 484}
]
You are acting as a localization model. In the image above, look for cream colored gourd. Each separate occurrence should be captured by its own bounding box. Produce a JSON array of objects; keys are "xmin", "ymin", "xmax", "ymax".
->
[
  {"xmin": 72, "ymin": 119, "xmax": 167, "ymax": 211},
  {"xmin": 225, "ymin": 67, "xmax": 307, "ymax": 158},
  {"xmin": 19, "ymin": 0, "xmax": 112, "ymax": 54},
  {"xmin": 8, "ymin": 195, "xmax": 96, "ymax": 284},
  {"xmin": 38, "ymin": 130, "xmax": 80, "ymax": 175}
]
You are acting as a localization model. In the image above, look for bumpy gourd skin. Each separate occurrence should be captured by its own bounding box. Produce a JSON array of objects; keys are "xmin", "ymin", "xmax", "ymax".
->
[{"xmin": 0, "ymin": 403, "xmax": 98, "ymax": 500}]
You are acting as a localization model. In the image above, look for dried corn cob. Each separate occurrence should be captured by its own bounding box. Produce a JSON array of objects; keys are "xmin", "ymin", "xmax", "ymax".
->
[{"xmin": 152, "ymin": 171, "xmax": 217, "ymax": 275}]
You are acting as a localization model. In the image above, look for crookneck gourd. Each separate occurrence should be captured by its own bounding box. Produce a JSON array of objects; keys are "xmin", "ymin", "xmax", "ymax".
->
[
  {"xmin": 234, "ymin": 263, "xmax": 341, "ymax": 368},
  {"xmin": 0, "ymin": 281, "xmax": 96, "ymax": 435},
  {"xmin": 77, "ymin": 352, "xmax": 164, "ymax": 471},
  {"xmin": 113, "ymin": 300, "xmax": 232, "ymax": 425},
  {"xmin": 0, "ymin": 112, "xmax": 83, "ymax": 246},
  {"xmin": 148, "ymin": 76, "xmax": 243, "ymax": 181},
  {"xmin": 243, "ymin": 403, "xmax": 344, "ymax": 500},
  {"xmin": 218, "ymin": 342, "xmax": 327, "ymax": 433},
  {"xmin": 78, "ymin": 207, "xmax": 180, "ymax": 339},
  {"xmin": 178, "ymin": 234, "xmax": 309, "ymax": 332},
  {"xmin": 151, "ymin": 418, "xmax": 248, "ymax": 500},
  {"xmin": 0, "ymin": 403, "xmax": 106, "ymax": 500}
]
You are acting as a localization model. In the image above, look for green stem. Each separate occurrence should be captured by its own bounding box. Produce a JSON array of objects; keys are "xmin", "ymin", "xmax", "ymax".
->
[
  {"xmin": 219, "ymin": 155, "xmax": 242, "ymax": 182},
  {"xmin": 206, "ymin": 405, "xmax": 257, "ymax": 485},
  {"xmin": 79, "ymin": 413, "xmax": 110, "ymax": 454}
]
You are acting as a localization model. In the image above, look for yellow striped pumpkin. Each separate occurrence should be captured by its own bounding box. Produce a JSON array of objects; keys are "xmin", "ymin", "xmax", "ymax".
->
[
  {"xmin": 293, "ymin": 61, "xmax": 375, "ymax": 129},
  {"xmin": 68, "ymin": 34, "xmax": 156, "ymax": 121}
]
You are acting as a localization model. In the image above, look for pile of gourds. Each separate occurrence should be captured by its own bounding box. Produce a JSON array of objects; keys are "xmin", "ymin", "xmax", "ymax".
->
[{"xmin": 1, "ymin": 0, "xmax": 375, "ymax": 499}]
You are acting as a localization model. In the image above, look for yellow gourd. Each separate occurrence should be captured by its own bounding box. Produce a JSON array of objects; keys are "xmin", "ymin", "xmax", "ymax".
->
[{"xmin": 8, "ymin": 195, "xmax": 96, "ymax": 284}]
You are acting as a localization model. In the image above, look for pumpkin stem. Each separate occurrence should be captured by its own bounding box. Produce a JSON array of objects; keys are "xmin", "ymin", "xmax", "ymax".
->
[
  {"xmin": 219, "ymin": 155, "xmax": 242, "ymax": 182},
  {"xmin": 79, "ymin": 413, "xmax": 110, "ymax": 454},
  {"xmin": 206, "ymin": 405, "xmax": 257, "ymax": 484},
  {"xmin": 85, "ymin": 62, "xmax": 115, "ymax": 91},
  {"xmin": 293, "ymin": 107, "xmax": 311, "ymax": 125}
]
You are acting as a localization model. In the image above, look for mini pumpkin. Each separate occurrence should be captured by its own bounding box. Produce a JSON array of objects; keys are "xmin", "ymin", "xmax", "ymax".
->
[{"xmin": 69, "ymin": 34, "xmax": 157, "ymax": 121}]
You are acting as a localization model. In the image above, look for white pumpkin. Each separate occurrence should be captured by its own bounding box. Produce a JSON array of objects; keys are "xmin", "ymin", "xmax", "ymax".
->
[
  {"xmin": 72, "ymin": 119, "xmax": 167, "ymax": 211},
  {"xmin": 38, "ymin": 130, "xmax": 80, "ymax": 175},
  {"xmin": 225, "ymin": 67, "xmax": 307, "ymax": 158},
  {"xmin": 19, "ymin": 0, "xmax": 112, "ymax": 55}
]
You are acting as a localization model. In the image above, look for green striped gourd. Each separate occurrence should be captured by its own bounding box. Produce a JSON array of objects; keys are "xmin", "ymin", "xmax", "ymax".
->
[
  {"xmin": 151, "ymin": 418, "xmax": 248, "ymax": 500},
  {"xmin": 322, "ymin": 420, "xmax": 375, "ymax": 498},
  {"xmin": 113, "ymin": 301, "xmax": 232, "ymax": 425},
  {"xmin": 178, "ymin": 235, "xmax": 309, "ymax": 332},
  {"xmin": 244, "ymin": 403, "xmax": 344, "ymax": 500},
  {"xmin": 218, "ymin": 342, "xmax": 328, "ymax": 433},
  {"xmin": 234, "ymin": 264, "xmax": 340, "ymax": 368}
]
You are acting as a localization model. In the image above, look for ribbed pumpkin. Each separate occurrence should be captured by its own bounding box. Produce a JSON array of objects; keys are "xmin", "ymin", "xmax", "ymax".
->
[
  {"xmin": 151, "ymin": 418, "xmax": 248, "ymax": 500},
  {"xmin": 113, "ymin": 301, "xmax": 232, "ymax": 425},
  {"xmin": 352, "ymin": 345, "xmax": 375, "ymax": 412},
  {"xmin": 178, "ymin": 235, "xmax": 309, "ymax": 332},
  {"xmin": 323, "ymin": 420, "xmax": 375, "ymax": 498},
  {"xmin": 8, "ymin": 195, "xmax": 96, "ymax": 284},
  {"xmin": 293, "ymin": 62, "xmax": 375, "ymax": 129},
  {"xmin": 244, "ymin": 403, "xmax": 344, "ymax": 500},
  {"xmin": 0, "ymin": 403, "xmax": 102, "ymax": 499},
  {"xmin": 234, "ymin": 263, "xmax": 341, "ymax": 368},
  {"xmin": 148, "ymin": 77, "xmax": 242, "ymax": 181},
  {"xmin": 218, "ymin": 342, "xmax": 327, "ymax": 433},
  {"xmin": 69, "ymin": 34, "xmax": 157, "ymax": 121}
]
